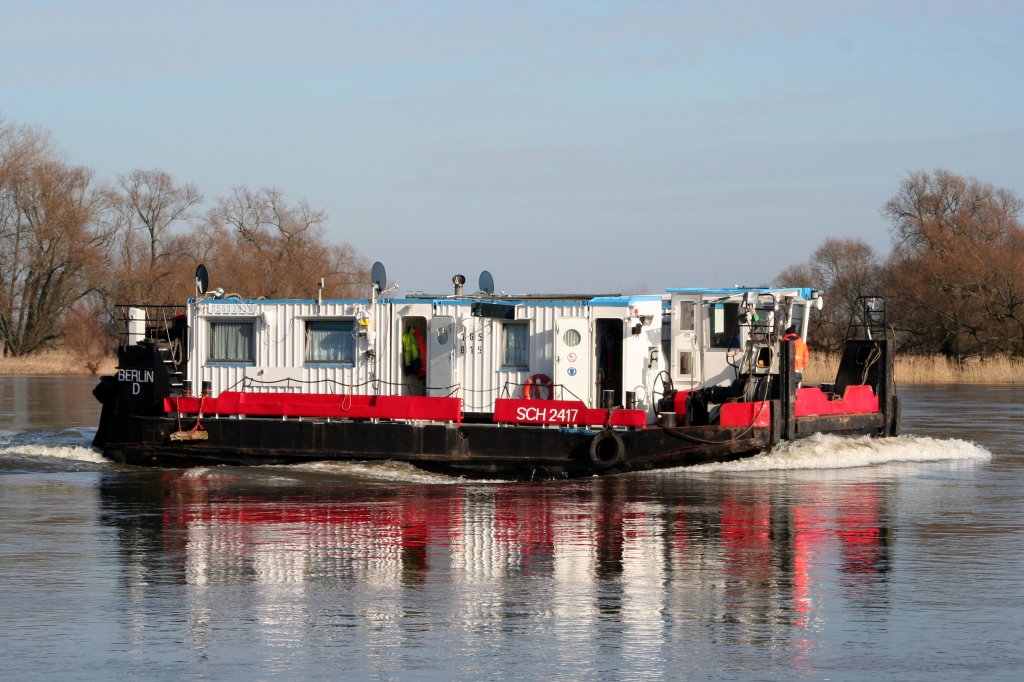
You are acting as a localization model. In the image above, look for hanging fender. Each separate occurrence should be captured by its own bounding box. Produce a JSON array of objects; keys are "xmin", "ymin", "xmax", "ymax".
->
[
  {"xmin": 589, "ymin": 428, "xmax": 625, "ymax": 470},
  {"xmin": 523, "ymin": 373, "xmax": 554, "ymax": 400}
]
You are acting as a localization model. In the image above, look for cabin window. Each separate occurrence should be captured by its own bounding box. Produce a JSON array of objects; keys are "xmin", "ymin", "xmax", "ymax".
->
[
  {"xmin": 678, "ymin": 301, "xmax": 695, "ymax": 331},
  {"xmin": 709, "ymin": 302, "xmax": 740, "ymax": 349},
  {"xmin": 305, "ymin": 320, "xmax": 356, "ymax": 364},
  {"xmin": 209, "ymin": 320, "xmax": 255, "ymax": 363},
  {"xmin": 502, "ymin": 322, "xmax": 529, "ymax": 369}
]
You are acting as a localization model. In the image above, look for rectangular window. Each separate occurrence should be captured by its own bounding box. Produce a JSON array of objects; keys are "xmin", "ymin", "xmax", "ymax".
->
[
  {"xmin": 209, "ymin": 321, "xmax": 254, "ymax": 363},
  {"xmin": 502, "ymin": 322, "xmax": 529, "ymax": 368},
  {"xmin": 678, "ymin": 301, "xmax": 695, "ymax": 331},
  {"xmin": 709, "ymin": 302, "xmax": 740, "ymax": 349},
  {"xmin": 305, "ymin": 320, "xmax": 355, "ymax": 364},
  {"xmin": 679, "ymin": 351, "xmax": 692, "ymax": 375}
]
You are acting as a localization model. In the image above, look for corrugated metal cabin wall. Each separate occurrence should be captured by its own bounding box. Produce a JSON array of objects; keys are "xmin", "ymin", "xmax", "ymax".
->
[
  {"xmin": 281, "ymin": 300, "xmax": 380, "ymax": 393},
  {"xmin": 456, "ymin": 312, "xmax": 503, "ymax": 411},
  {"xmin": 430, "ymin": 301, "xmax": 586, "ymax": 410},
  {"xmin": 188, "ymin": 302, "xmax": 246, "ymax": 395},
  {"xmin": 192, "ymin": 299, "xmax": 386, "ymax": 397},
  {"xmin": 371, "ymin": 298, "xmax": 400, "ymax": 392}
]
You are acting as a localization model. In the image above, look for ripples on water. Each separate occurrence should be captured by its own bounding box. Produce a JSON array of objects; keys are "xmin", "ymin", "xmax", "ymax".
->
[{"xmin": 1, "ymin": 383, "xmax": 1022, "ymax": 681}]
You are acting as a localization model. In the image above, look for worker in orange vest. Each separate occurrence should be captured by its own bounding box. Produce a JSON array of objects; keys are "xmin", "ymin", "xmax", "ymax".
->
[{"xmin": 782, "ymin": 325, "xmax": 810, "ymax": 386}]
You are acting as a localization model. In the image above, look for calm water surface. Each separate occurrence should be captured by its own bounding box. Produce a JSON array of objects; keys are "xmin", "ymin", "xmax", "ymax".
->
[{"xmin": 1, "ymin": 379, "xmax": 1021, "ymax": 681}]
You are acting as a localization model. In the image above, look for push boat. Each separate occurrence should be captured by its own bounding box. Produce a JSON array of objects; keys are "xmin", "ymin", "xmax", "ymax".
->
[{"xmin": 92, "ymin": 264, "xmax": 899, "ymax": 479}]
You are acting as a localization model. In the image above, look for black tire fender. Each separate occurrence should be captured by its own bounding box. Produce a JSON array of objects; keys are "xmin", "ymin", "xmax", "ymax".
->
[{"xmin": 589, "ymin": 428, "xmax": 625, "ymax": 470}]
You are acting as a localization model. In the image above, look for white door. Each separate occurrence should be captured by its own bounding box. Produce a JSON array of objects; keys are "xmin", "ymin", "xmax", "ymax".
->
[
  {"xmin": 672, "ymin": 298, "xmax": 702, "ymax": 386},
  {"xmin": 427, "ymin": 316, "xmax": 455, "ymax": 397},
  {"xmin": 554, "ymin": 318, "xmax": 592, "ymax": 404}
]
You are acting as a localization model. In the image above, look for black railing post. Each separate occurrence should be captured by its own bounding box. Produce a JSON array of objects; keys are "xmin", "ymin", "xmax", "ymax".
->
[{"xmin": 779, "ymin": 340, "xmax": 796, "ymax": 440}]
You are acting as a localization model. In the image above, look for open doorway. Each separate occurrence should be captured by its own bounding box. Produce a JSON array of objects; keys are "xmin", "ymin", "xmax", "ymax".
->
[
  {"xmin": 596, "ymin": 318, "xmax": 623, "ymax": 407},
  {"xmin": 399, "ymin": 316, "xmax": 427, "ymax": 396}
]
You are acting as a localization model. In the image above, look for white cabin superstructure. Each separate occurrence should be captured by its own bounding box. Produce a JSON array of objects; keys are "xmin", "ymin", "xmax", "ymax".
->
[{"xmin": 181, "ymin": 280, "xmax": 822, "ymax": 424}]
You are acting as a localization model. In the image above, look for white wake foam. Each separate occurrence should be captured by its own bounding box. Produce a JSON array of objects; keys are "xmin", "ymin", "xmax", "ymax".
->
[
  {"xmin": 0, "ymin": 443, "xmax": 109, "ymax": 464},
  {"xmin": 684, "ymin": 433, "xmax": 992, "ymax": 473}
]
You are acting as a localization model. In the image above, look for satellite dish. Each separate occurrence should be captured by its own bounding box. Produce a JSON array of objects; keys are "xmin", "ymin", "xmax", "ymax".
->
[
  {"xmin": 370, "ymin": 261, "xmax": 387, "ymax": 292},
  {"xmin": 195, "ymin": 264, "xmax": 210, "ymax": 295},
  {"xmin": 479, "ymin": 270, "xmax": 494, "ymax": 295}
]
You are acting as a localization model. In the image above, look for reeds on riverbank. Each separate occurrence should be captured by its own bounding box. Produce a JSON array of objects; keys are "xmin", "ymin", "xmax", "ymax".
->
[
  {"xmin": 805, "ymin": 353, "xmax": 1024, "ymax": 385},
  {"xmin": 0, "ymin": 350, "xmax": 116, "ymax": 376},
  {"xmin": 3, "ymin": 351, "xmax": 1024, "ymax": 384}
]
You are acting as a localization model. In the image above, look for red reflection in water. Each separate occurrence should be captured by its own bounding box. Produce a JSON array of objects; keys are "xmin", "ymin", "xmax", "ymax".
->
[{"xmin": 140, "ymin": 472, "xmax": 889, "ymax": 628}]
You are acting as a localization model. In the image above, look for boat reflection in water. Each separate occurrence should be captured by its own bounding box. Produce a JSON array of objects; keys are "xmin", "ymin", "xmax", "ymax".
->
[{"xmin": 99, "ymin": 464, "xmax": 892, "ymax": 669}]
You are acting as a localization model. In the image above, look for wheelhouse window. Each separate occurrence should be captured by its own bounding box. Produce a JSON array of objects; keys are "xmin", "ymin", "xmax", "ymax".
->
[
  {"xmin": 209, "ymin": 320, "xmax": 255, "ymax": 363},
  {"xmin": 305, "ymin": 320, "xmax": 356, "ymax": 365},
  {"xmin": 678, "ymin": 301, "xmax": 695, "ymax": 331},
  {"xmin": 709, "ymin": 302, "xmax": 740, "ymax": 349},
  {"xmin": 502, "ymin": 322, "xmax": 529, "ymax": 369}
]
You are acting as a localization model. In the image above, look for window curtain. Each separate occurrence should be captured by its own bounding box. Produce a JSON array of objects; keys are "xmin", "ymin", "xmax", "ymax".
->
[
  {"xmin": 307, "ymin": 322, "xmax": 355, "ymax": 363},
  {"xmin": 503, "ymin": 323, "xmax": 528, "ymax": 367},
  {"xmin": 210, "ymin": 322, "xmax": 253, "ymax": 361}
]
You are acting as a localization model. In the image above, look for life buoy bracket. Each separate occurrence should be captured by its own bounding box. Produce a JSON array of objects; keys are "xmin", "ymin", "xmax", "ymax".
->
[
  {"xmin": 589, "ymin": 428, "xmax": 626, "ymax": 470},
  {"xmin": 523, "ymin": 373, "xmax": 554, "ymax": 400}
]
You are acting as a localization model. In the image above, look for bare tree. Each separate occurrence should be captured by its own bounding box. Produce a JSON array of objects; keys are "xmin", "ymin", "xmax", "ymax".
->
[
  {"xmin": 776, "ymin": 238, "xmax": 881, "ymax": 352},
  {"xmin": 0, "ymin": 122, "xmax": 107, "ymax": 355},
  {"xmin": 882, "ymin": 169, "xmax": 1024, "ymax": 359},
  {"xmin": 202, "ymin": 186, "xmax": 367, "ymax": 298},
  {"xmin": 106, "ymin": 169, "xmax": 202, "ymax": 303}
]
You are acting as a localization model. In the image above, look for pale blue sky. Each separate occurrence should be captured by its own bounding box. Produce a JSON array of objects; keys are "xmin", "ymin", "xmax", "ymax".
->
[{"xmin": 2, "ymin": 0, "xmax": 1021, "ymax": 295}]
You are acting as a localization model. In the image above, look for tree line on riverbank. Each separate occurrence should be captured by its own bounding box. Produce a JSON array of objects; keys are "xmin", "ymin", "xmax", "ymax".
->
[
  {"xmin": 3, "ymin": 119, "xmax": 1023, "ymax": 369},
  {"xmin": 778, "ymin": 169, "xmax": 1024, "ymax": 364},
  {"xmin": 0, "ymin": 120, "xmax": 369, "ymax": 365}
]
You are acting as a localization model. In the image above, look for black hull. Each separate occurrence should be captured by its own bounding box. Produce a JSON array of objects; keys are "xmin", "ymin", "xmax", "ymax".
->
[
  {"xmin": 98, "ymin": 409, "xmax": 886, "ymax": 480},
  {"xmin": 95, "ymin": 334, "xmax": 897, "ymax": 480}
]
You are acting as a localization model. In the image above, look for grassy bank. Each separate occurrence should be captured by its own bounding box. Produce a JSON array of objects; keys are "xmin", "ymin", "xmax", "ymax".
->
[
  {"xmin": 0, "ymin": 350, "xmax": 116, "ymax": 376},
  {"xmin": 3, "ymin": 350, "xmax": 1024, "ymax": 384}
]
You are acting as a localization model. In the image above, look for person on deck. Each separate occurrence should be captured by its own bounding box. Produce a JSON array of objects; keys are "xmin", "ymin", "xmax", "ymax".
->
[
  {"xmin": 782, "ymin": 325, "xmax": 810, "ymax": 386},
  {"xmin": 402, "ymin": 326, "xmax": 421, "ymax": 377}
]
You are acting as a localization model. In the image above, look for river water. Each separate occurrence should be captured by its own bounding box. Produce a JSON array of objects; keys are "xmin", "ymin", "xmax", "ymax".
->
[{"xmin": 1, "ymin": 378, "xmax": 1021, "ymax": 681}]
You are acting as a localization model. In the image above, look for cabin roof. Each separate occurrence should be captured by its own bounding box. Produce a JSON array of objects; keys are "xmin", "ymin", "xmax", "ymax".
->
[
  {"xmin": 666, "ymin": 286, "xmax": 817, "ymax": 300},
  {"xmin": 192, "ymin": 294, "xmax": 665, "ymax": 308}
]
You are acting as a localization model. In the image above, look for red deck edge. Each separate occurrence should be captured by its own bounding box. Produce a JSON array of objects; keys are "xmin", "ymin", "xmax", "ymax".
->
[
  {"xmin": 719, "ymin": 400, "xmax": 772, "ymax": 427},
  {"xmin": 166, "ymin": 392, "xmax": 463, "ymax": 424},
  {"xmin": 162, "ymin": 386, "xmax": 875, "ymax": 427},
  {"xmin": 492, "ymin": 399, "xmax": 647, "ymax": 428},
  {"xmin": 794, "ymin": 385, "xmax": 879, "ymax": 417}
]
